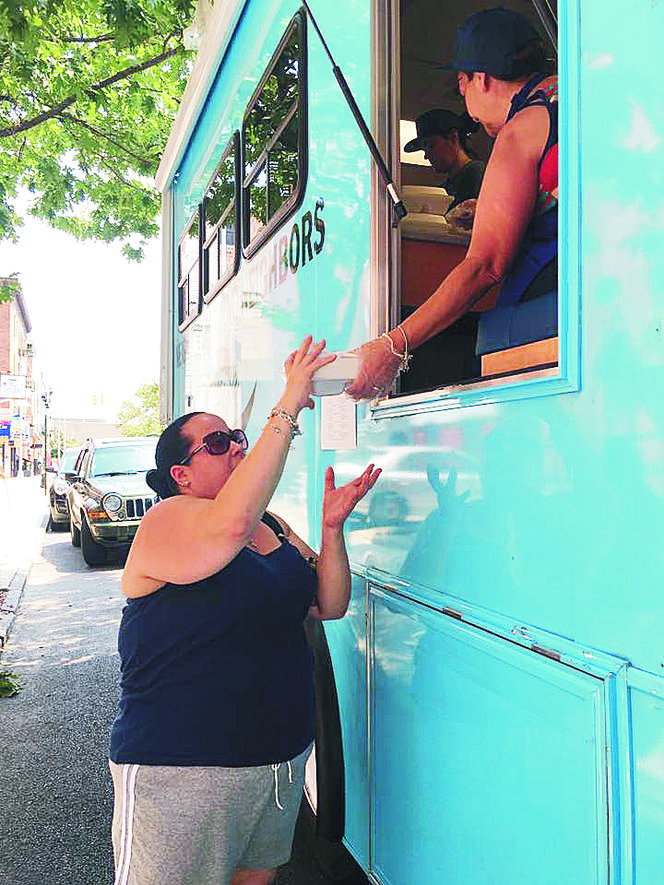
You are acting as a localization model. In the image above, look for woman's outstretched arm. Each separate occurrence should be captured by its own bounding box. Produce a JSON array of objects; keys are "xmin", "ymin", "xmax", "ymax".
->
[{"xmin": 346, "ymin": 105, "xmax": 548, "ymax": 399}]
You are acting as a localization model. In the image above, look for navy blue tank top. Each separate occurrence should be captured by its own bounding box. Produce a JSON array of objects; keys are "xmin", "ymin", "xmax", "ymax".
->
[
  {"xmin": 498, "ymin": 74, "xmax": 558, "ymax": 307},
  {"xmin": 109, "ymin": 514, "xmax": 317, "ymax": 766}
]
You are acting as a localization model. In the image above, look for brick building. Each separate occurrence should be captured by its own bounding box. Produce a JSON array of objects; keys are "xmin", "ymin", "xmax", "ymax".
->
[{"xmin": 0, "ymin": 279, "xmax": 41, "ymax": 476}]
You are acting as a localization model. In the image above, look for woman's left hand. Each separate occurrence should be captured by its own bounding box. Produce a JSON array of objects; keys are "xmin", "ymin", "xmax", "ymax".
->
[
  {"xmin": 322, "ymin": 464, "xmax": 381, "ymax": 530},
  {"xmin": 445, "ymin": 198, "xmax": 477, "ymax": 231}
]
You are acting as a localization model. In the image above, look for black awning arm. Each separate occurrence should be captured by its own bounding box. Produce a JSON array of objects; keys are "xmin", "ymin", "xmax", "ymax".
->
[{"xmin": 301, "ymin": 0, "xmax": 407, "ymax": 228}]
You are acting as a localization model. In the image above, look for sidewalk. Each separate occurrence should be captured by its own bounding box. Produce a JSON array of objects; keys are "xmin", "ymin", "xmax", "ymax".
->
[{"xmin": 0, "ymin": 475, "xmax": 49, "ymax": 648}]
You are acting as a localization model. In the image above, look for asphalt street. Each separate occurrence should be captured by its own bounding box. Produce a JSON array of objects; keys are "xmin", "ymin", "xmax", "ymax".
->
[{"xmin": 0, "ymin": 516, "xmax": 369, "ymax": 885}]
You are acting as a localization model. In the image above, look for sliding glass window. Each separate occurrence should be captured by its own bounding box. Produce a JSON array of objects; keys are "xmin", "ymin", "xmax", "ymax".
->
[
  {"xmin": 203, "ymin": 132, "xmax": 240, "ymax": 302},
  {"xmin": 242, "ymin": 12, "xmax": 307, "ymax": 257}
]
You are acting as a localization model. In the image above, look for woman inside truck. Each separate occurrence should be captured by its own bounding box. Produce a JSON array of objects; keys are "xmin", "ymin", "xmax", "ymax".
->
[{"xmin": 347, "ymin": 5, "xmax": 558, "ymax": 399}]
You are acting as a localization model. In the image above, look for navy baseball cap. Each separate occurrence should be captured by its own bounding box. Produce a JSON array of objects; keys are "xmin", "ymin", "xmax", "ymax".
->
[
  {"xmin": 447, "ymin": 6, "xmax": 542, "ymax": 79},
  {"xmin": 403, "ymin": 109, "xmax": 464, "ymax": 152}
]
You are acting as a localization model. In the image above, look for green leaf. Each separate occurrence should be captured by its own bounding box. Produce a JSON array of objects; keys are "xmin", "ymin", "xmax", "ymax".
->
[{"xmin": 0, "ymin": 669, "xmax": 24, "ymax": 698}]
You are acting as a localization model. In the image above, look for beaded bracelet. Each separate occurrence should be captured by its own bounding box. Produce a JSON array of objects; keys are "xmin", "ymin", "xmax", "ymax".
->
[
  {"xmin": 264, "ymin": 422, "xmax": 288, "ymax": 439},
  {"xmin": 268, "ymin": 407, "xmax": 301, "ymax": 439},
  {"xmin": 394, "ymin": 325, "xmax": 412, "ymax": 369}
]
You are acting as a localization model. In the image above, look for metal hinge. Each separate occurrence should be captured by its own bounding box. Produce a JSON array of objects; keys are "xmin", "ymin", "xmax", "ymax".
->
[
  {"xmin": 442, "ymin": 607, "xmax": 463, "ymax": 621},
  {"xmin": 531, "ymin": 643, "xmax": 562, "ymax": 662}
]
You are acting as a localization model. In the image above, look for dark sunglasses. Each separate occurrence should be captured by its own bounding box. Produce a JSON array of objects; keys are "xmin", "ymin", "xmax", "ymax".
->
[{"xmin": 178, "ymin": 428, "xmax": 248, "ymax": 466}]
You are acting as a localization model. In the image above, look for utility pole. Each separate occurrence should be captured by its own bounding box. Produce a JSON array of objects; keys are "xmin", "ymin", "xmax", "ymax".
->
[{"xmin": 41, "ymin": 388, "xmax": 52, "ymax": 495}]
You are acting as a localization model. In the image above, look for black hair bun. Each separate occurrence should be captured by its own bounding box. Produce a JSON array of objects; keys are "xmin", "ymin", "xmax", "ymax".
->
[{"xmin": 146, "ymin": 468, "xmax": 169, "ymax": 499}]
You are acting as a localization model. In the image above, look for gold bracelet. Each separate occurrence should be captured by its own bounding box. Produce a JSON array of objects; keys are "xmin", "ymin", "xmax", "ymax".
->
[{"xmin": 268, "ymin": 408, "xmax": 301, "ymax": 438}]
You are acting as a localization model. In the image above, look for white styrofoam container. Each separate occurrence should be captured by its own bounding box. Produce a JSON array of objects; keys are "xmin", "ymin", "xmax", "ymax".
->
[{"xmin": 310, "ymin": 351, "xmax": 360, "ymax": 396}]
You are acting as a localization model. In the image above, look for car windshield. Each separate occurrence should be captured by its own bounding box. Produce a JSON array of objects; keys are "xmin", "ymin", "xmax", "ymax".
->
[
  {"xmin": 60, "ymin": 450, "xmax": 79, "ymax": 473},
  {"xmin": 89, "ymin": 443, "xmax": 156, "ymax": 478}
]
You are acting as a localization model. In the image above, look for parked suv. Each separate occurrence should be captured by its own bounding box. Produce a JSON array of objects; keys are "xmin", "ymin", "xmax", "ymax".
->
[
  {"xmin": 48, "ymin": 446, "xmax": 81, "ymax": 529},
  {"xmin": 67, "ymin": 436, "xmax": 158, "ymax": 566}
]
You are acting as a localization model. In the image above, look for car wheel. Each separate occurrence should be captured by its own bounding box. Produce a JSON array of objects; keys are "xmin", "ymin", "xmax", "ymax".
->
[
  {"xmin": 81, "ymin": 517, "xmax": 106, "ymax": 567},
  {"xmin": 297, "ymin": 797, "xmax": 365, "ymax": 882},
  {"xmin": 296, "ymin": 620, "xmax": 364, "ymax": 882},
  {"xmin": 70, "ymin": 513, "xmax": 81, "ymax": 548}
]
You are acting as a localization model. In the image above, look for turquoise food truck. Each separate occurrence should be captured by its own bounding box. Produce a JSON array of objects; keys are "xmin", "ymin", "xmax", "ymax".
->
[{"xmin": 156, "ymin": 1, "xmax": 664, "ymax": 881}]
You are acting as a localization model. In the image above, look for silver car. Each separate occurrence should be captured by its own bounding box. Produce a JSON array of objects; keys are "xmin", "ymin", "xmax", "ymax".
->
[
  {"xmin": 48, "ymin": 447, "xmax": 81, "ymax": 529},
  {"xmin": 67, "ymin": 436, "xmax": 159, "ymax": 567}
]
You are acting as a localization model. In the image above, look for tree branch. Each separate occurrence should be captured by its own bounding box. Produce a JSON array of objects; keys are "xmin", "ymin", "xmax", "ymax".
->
[
  {"xmin": 55, "ymin": 112, "xmax": 157, "ymax": 166},
  {"xmin": 57, "ymin": 32, "xmax": 115, "ymax": 43},
  {"xmin": 96, "ymin": 155, "xmax": 146, "ymax": 192},
  {"xmin": 0, "ymin": 42, "xmax": 181, "ymax": 138}
]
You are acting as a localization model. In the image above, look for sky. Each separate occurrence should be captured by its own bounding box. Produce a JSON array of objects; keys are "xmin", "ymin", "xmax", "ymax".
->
[{"xmin": 0, "ymin": 216, "xmax": 161, "ymax": 423}]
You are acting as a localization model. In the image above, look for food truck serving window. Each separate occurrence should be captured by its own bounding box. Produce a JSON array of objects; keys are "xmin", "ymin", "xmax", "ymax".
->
[
  {"xmin": 371, "ymin": 0, "xmax": 576, "ymax": 414},
  {"xmin": 242, "ymin": 12, "xmax": 308, "ymax": 258}
]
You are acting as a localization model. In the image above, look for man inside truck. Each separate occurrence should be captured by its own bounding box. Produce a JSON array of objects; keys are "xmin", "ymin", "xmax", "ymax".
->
[
  {"xmin": 347, "ymin": 5, "xmax": 558, "ymax": 399},
  {"xmin": 403, "ymin": 107, "xmax": 486, "ymax": 216}
]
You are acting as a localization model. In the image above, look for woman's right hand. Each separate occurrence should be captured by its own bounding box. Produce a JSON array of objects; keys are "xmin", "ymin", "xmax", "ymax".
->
[
  {"xmin": 278, "ymin": 336, "xmax": 336, "ymax": 416},
  {"xmin": 344, "ymin": 337, "xmax": 402, "ymax": 400}
]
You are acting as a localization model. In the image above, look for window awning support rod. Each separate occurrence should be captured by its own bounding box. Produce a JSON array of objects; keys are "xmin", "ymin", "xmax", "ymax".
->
[{"xmin": 301, "ymin": 0, "xmax": 407, "ymax": 228}]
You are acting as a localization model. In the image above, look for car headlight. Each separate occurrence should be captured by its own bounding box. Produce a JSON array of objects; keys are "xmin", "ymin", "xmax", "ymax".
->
[
  {"xmin": 102, "ymin": 493, "xmax": 123, "ymax": 519},
  {"xmin": 53, "ymin": 479, "xmax": 69, "ymax": 496}
]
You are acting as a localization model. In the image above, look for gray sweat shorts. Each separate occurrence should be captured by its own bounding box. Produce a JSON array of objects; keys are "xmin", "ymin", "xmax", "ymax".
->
[{"xmin": 109, "ymin": 743, "xmax": 312, "ymax": 885}]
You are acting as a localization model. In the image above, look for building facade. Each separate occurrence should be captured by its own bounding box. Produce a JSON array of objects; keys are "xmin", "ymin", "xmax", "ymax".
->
[{"xmin": 0, "ymin": 279, "xmax": 42, "ymax": 476}]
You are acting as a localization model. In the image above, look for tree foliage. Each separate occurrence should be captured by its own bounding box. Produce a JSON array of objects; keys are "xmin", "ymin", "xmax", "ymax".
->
[
  {"xmin": 0, "ymin": 0, "xmax": 196, "ymax": 259},
  {"xmin": 0, "ymin": 273, "xmax": 19, "ymax": 302},
  {"xmin": 116, "ymin": 380, "xmax": 161, "ymax": 436}
]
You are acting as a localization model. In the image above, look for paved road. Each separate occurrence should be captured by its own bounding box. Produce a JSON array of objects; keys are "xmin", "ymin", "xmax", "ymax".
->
[{"xmin": 0, "ymin": 526, "xmax": 369, "ymax": 885}]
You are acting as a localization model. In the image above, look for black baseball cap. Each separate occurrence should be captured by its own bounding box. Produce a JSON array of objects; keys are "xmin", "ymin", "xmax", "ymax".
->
[
  {"xmin": 447, "ymin": 6, "xmax": 541, "ymax": 79},
  {"xmin": 404, "ymin": 109, "xmax": 465, "ymax": 153}
]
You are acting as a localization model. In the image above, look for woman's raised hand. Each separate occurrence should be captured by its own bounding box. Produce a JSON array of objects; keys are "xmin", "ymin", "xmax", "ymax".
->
[
  {"xmin": 322, "ymin": 464, "xmax": 381, "ymax": 530},
  {"xmin": 279, "ymin": 336, "xmax": 336, "ymax": 416}
]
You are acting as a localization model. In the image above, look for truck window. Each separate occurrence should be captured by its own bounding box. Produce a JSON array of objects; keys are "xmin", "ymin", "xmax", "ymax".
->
[
  {"xmin": 395, "ymin": 0, "xmax": 558, "ymax": 398},
  {"xmin": 242, "ymin": 12, "xmax": 307, "ymax": 258},
  {"xmin": 203, "ymin": 132, "xmax": 240, "ymax": 302},
  {"xmin": 177, "ymin": 209, "xmax": 202, "ymax": 331}
]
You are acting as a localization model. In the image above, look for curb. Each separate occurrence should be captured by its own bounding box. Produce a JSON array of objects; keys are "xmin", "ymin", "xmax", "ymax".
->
[
  {"xmin": 0, "ymin": 566, "xmax": 31, "ymax": 649},
  {"xmin": 0, "ymin": 511, "xmax": 49, "ymax": 650}
]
